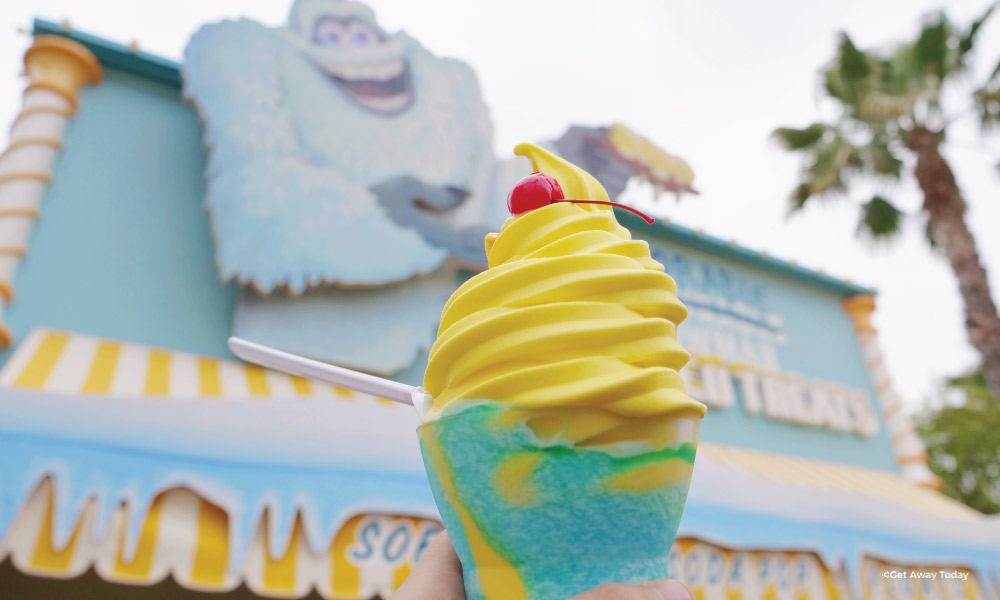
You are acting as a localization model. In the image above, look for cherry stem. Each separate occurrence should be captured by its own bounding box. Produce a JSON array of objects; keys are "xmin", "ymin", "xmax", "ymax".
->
[{"xmin": 560, "ymin": 200, "xmax": 655, "ymax": 224}]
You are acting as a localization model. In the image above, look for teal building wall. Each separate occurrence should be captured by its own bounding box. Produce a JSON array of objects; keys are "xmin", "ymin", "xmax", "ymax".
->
[
  {"xmin": 3, "ymin": 21, "xmax": 898, "ymax": 471},
  {"xmin": 3, "ymin": 63, "xmax": 236, "ymax": 361}
]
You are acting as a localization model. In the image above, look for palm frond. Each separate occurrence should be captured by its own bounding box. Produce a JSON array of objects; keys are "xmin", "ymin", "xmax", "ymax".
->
[
  {"xmin": 837, "ymin": 33, "xmax": 871, "ymax": 80},
  {"xmin": 807, "ymin": 140, "xmax": 852, "ymax": 194},
  {"xmin": 857, "ymin": 195, "xmax": 904, "ymax": 241},
  {"xmin": 858, "ymin": 92, "xmax": 916, "ymax": 121},
  {"xmin": 788, "ymin": 183, "xmax": 813, "ymax": 214},
  {"xmin": 824, "ymin": 33, "xmax": 873, "ymax": 106},
  {"xmin": 914, "ymin": 13, "xmax": 953, "ymax": 79},
  {"xmin": 974, "ymin": 57, "xmax": 1000, "ymax": 129},
  {"xmin": 862, "ymin": 140, "xmax": 904, "ymax": 179},
  {"xmin": 772, "ymin": 124, "xmax": 829, "ymax": 150},
  {"xmin": 959, "ymin": 3, "xmax": 997, "ymax": 59},
  {"xmin": 779, "ymin": 125, "xmax": 884, "ymax": 215}
]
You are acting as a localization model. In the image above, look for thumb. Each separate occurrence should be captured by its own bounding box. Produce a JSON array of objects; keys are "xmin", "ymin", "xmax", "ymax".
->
[{"xmin": 390, "ymin": 531, "xmax": 466, "ymax": 600}]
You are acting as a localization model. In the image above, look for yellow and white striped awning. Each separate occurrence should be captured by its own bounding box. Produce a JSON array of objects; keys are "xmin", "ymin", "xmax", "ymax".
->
[
  {"xmin": 2, "ymin": 477, "xmax": 442, "ymax": 598},
  {"xmin": 0, "ymin": 327, "xmax": 395, "ymax": 403},
  {"xmin": 697, "ymin": 443, "xmax": 980, "ymax": 521},
  {"xmin": 0, "ymin": 327, "xmax": 428, "ymax": 597},
  {"xmin": 4, "ymin": 475, "xmax": 991, "ymax": 600}
]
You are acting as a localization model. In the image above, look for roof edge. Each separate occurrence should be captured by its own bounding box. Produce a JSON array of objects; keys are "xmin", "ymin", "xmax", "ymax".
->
[
  {"xmin": 33, "ymin": 18, "xmax": 182, "ymax": 89},
  {"xmin": 616, "ymin": 209, "xmax": 875, "ymax": 298}
]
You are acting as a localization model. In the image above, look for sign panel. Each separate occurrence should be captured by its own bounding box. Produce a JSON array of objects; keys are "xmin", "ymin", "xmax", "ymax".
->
[
  {"xmin": 635, "ymin": 237, "xmax": 899, "ymax": 469},
  {"xmin": 669, "ymin": 537, "xmax": 853, "ymax": 600}
]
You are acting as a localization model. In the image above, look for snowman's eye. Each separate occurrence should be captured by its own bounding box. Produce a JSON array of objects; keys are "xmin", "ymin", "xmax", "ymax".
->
[
  {"xmin": 314, "ymin": 18, "xmax": 347, "ymax": 47},
  {"xmin": 348, "ymin": 21, "xmax": 380, "ymax": 46}
]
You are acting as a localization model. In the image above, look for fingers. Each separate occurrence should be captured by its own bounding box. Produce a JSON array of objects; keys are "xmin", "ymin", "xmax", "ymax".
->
[
  {"xmin": 390, "ymin": 531, "xmax": 466, "ymax": 600},
  {"xmin": 646, "ymin": 579, "xmax": 696, "ymax": 600},
  {"xmin": 570, "ymin": 579, "xmax": 694, "ymax": 600}
]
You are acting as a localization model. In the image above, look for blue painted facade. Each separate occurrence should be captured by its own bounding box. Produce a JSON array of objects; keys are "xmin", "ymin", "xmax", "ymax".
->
[
  {"xmin": 2, "ymin": 66, "xmax": 236, "ymax": 362},
  {"xmin": 7, "ymin": 20, "xmax": 891, "ymax": 472}
]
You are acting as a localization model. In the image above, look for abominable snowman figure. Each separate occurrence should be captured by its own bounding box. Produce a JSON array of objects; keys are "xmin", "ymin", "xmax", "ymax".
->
[{"xmin": 184, "ymin": 0, "xmax": 693, "ymax": 377}]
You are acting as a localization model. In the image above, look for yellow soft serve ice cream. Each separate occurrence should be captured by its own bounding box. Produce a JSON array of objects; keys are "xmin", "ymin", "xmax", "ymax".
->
[
  {"xmin": 423, "ymin": 143, "xmax": 705, "ymax": 449},
  {"xmin": 417, "ymin": 143, "xmax": 705, "ymax": 600}
]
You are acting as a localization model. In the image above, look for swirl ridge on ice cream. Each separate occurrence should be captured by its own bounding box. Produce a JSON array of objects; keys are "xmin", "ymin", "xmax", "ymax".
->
[{"xmin": 424, "ymin": 143, "xmax": 706, "ymax": 448}]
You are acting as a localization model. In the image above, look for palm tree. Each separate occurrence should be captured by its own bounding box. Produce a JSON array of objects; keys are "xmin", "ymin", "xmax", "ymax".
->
[{"xmin": 773, "ymin": 6, "xmax": 1000, "ymax": 402}]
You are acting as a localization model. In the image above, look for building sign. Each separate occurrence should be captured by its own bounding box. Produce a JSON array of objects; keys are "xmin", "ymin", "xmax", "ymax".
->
[
  {"xmin": 682, "ymin": 357, "xmax": 880, "ymax": 437},
  {"xmin": 669, "ymin": 538, "xmax": 851, "ymax": 600},
  {"xmin": 331, "ymin": 514, "xmax": 444, "ymax": 598},
  {"xmin": 651, "ymin": 246, "xmax": 880, "ymax": 437}
]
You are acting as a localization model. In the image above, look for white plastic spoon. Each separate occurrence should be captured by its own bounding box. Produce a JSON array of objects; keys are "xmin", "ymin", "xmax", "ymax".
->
[{"xmin": 227, "ymin": 337, "xmax": 433, "ymax": 418}]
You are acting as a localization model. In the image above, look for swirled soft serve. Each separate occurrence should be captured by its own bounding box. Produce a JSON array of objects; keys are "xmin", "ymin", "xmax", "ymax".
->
[{"xmin": 423, "ymin": 143, "xmax": 705, "ymax": 450}]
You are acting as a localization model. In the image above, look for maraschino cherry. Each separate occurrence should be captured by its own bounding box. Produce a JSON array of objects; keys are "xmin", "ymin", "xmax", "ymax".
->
[{"xmin": 506, "ymin": 172, "xmax": 655, "ymax": 224}]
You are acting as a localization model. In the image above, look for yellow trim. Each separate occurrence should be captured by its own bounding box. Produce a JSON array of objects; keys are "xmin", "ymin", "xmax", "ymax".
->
[
  {"xmin": 0, "ymin": 207, "xmax": 40, "ymax": 218},
  {"xmin": 198, "ymin": 359, "xmax": 222, "ymax": 396},
  {"xmin": 890, "ymin": 423, "xmax": 915, "ymax": 445},
  {"xmin": 2, "ymin": 328, "xmax": 418, "ymax": 403},
  {"xmin": 918, "ymin": 475, "xmax": 945, "ymax": 491},
  {"xmin": 191, "ymin": 499, "xmax": 229, "ymax": 588},
  {"xmin": 30, "ymin": 479, "xmax": 84, "ymax": 573},
  {"xmin": 4, "ymin": 136, "xmax": 62, "ymax": 151},
  {"xmin": 0, "ymin": 137, "xmax": 62, "ymax": 162},
  {"xmin": 330, "ymin": 515, "xmax": 363, "ymax": 597},
  {"xmin": 80, "ymin": 341, "xmax": 120, "ymax": 393},
  {"xmin": 144, "ymin": 350, "xmax": 170, "ymax": 395},
  {"xmin": 245, "ymin": 365, "xmax": 271, "ymax": 396},
  {"xmin": 865, "ymin": 354, "xmax": 885, "ymax": 371},
  {"xmin": 0, "ymin": 246, "xmax": 28, "ymax": 256},
  {"xmin": 9, "ymin": 106, "xmax": 73, "ymax": 135},
  {"xmin": 23, "ymin": 35, "xmax": 104, "ymax": 110},
  {"xmin": 882, "ymin": 401, "xmax": 903, "ymax": 421},
  {"xmin": 0, "ymin": 171, "xmax": 50, "ymax": 186},
  {"xmin": 391, "ymin": 516, "xmax": 423, "ymax": 591},
  {"xmin": 874, "ymin": 378, "xmax": 893, "ymax": 397},
  {"xmin": 262, "ymin": 513, "xmax": 302, "ymax": 594},
  {"xmin": 24, "ymin": 83, "xmax": 80, "ymax": 111},
  {"xmin": 113, "ymin": 495, "xmax": 164, "ymax": 580},
  {"xmin": 290, "ymin": 375, "xmax": 312, "ymax": 395},
  {"xmin": 26, "ymin": 36, "xmax": 105, "ymax": 84},
  {"xmin": 0, "ymin": 322, "xmax": 12, "ymax": 350},
  {"xmin": 0, "ymin": 280, "xmax": 14, "ymax": 302},
  {"xmin": 699, "ymin": 442, "xmax": 978, "ymax": 519},
  {"xmin": 897, "ymin": 451, "xmax": 929, "ymax": 465},
  {"xmin": 842, "ymin": 294, "xmax": 876, "ymax": 333},
  {"xmin": 13, "ymin": 331, "xmax": 68, "ymax": 388}
]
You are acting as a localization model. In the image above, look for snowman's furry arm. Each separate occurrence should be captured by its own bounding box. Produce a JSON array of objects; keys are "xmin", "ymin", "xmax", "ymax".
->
[
  {"xmin": 182, "ymin": 20, "xmax": 445, "ymax": 292},
  {"xmin": 183, "ymin": 19, "xmax": 307, "ymax": 177}
]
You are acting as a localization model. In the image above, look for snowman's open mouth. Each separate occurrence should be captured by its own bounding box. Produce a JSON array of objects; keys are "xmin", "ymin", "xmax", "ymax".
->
[{"xmin": 327, "ymin": 59, "xmax": 413, "ymax": 116}]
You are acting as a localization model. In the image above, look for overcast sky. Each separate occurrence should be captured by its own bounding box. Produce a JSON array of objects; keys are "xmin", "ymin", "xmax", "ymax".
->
[{"xmin": 4, "ymin": 0, "xmax": 1000, "ymax": 413}]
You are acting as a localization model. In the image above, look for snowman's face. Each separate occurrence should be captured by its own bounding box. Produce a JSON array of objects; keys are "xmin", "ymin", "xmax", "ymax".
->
[{"xmin": 307, "ymin": 15, "xmax": 413, "ymax": 116}]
